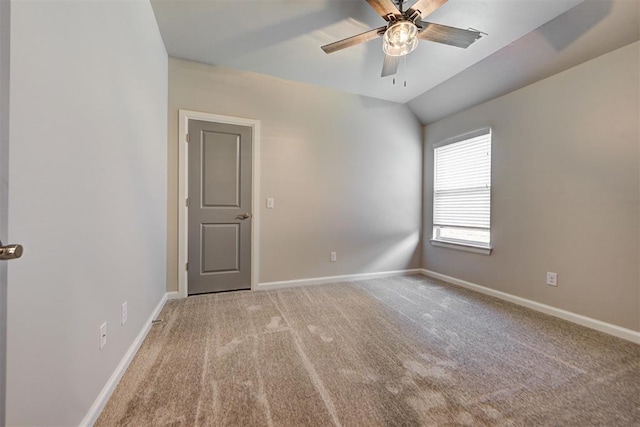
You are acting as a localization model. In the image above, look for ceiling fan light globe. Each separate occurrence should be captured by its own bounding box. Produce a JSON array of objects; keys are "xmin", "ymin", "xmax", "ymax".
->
[
  {"xmin": 383, "ymin": 21, "xmax": 419, "ymax": 57},
  {"xmin": 383, "ymin": 36, "xmax": 418, "ymax": 56}
]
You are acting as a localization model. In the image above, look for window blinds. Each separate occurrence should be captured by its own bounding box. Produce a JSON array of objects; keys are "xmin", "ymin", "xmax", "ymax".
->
[{"xmin": 434, "ymin": 131, "xmax": 491, "ymax": 229}]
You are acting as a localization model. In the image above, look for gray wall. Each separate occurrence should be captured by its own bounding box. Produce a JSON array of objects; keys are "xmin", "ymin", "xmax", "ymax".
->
[
  {"xmin": 7, "ymin": 1, "xmax": 168, "ymax": 425},
  {"xmin": 423, "ymin": 41, "xmax": 640, "ymax": 332},
  {"xmin": 0, "ymin": 0, "xmax": 9, "ymax": 424},
  {"xmin": 168, "ymin": 58, "xmax": 423, "ymax": 289}
]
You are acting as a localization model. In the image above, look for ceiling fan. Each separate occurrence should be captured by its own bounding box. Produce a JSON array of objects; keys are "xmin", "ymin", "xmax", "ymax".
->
[{"xmin": 321, "ymin": 0, "xmax": 485, "ymax": 78}]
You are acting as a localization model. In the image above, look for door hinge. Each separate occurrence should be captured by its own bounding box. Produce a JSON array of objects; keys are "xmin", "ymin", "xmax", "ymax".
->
[
  {"xmin": 185, "ymin": 198, "xmax": 189, "ymax": 207},
  {"xmin": 186, "ymin": 133, "xmax": 190, "ymax": 143},
  {"xmin": 185, "ymin": 262, "xmax": 189, "ymax": 271}
]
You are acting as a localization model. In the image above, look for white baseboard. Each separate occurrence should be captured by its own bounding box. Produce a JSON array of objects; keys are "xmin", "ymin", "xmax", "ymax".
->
[
  {"xmin": 258, "ymin": 269, "xmax": 423, "ymax": 291},
  {"xmin": 166, "ymin": 291, "xmax": 181, "ymax": 300},
  {"xmin": 421, "ymin": 269, "xmax": 640, "ymax": 344},
  {"xmin": 80, "ymin": 293, "xmax": 169, "ymax": 426}
]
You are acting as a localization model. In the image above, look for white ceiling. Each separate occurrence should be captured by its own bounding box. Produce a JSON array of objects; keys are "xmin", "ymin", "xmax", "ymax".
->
[{"xmin": 151, "ymin": 0, "xmax": 583, "ymax": 104}]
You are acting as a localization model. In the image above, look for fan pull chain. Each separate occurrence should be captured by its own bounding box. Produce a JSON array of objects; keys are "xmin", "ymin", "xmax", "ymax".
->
[
  {"xmin": 403, "ymin": 55, "xmax": 408, "ymax": 88},
  {"xmin": 391, "ymin": 55, "xmax": 408, "ymax": 87}
]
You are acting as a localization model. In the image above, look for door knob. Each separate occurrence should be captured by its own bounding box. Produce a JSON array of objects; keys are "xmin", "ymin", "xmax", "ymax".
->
[
  {"xmin": 0, "ymin": 240, "xmax": 23, "ymax": 260},
  {"xmin": 237, "ymin": 213, "xmax": 252, "ymax": 220}
]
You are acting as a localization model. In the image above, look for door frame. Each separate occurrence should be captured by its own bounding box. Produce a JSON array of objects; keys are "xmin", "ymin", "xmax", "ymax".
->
[
  {"xmin": 0, "ymin": 0, "xmax": 9, "ymax": 423},
  {"xmin": 178, "ymin": 110, "xmax": 260, "ymax": 298}
]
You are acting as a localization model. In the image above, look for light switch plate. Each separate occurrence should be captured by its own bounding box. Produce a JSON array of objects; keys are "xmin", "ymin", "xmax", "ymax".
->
[
  {"xmin": 266, "ymin": 197, "xmax": 274, "ymax": 209},
  {"xmin": 99, "ymin": 322, "xmax": 107, "ymax": 350},
  {"xmin": 121, "ymin": 301, "xmax": 128, "ymax": 326}
]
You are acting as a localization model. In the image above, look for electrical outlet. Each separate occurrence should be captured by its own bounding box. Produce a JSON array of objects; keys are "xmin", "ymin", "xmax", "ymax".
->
[
  {"xmin": 330, "ymin": 251, "xmax": 337, "ymax": 262},
  {"xmin": 266, "ymin": 197, "xmax": 274, "ymax": 209},
  {"xmin": 99, "ymin": 322, "xmax": 107, "ymax": 350},
  {"xmin": 546, "ymin": 272, "xmax": 558, "ymax": 287},
  {"xmin": 121, "ymin": 301, "xmax": 128, "ymax": 326}
]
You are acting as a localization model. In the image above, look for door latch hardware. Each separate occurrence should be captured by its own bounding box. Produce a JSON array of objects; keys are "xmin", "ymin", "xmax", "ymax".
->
[{"xmin": 0, "ymin": 240, "xmax": 23, "ymax": 260}]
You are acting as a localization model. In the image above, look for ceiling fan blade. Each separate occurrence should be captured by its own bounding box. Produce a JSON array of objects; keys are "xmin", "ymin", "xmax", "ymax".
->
[
  {"xmin": 407, "ymin": 0, "xmax": 448, "ymax": 20},
  {"xmin": 381, "ymin": 54, "xmax": 400, "ymax": 77},
  {"xmin": 417, "ymin": 22, "xmax": 483, "ymax": 48},
  {"xmin": 321, "ymin": 26, "xmax": 386, "ymax": 54},
  {"xmin": 366, "ymin": 0, "xmax": 401, "ymax": 21}
]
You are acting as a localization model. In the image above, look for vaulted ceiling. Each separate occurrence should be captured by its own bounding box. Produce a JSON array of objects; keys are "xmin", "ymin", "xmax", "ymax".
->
[
  {"xmin": 408, "ymin": 0, "xmax": 640, "ymax": 123},
  {"xmin": 151, "ymin": 0, "xmax": 640, "ymax": 124}
]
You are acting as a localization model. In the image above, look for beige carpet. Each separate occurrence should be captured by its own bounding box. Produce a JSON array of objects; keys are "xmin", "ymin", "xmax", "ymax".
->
[{"xmin": 96, "ymin": 275, "xmax": 640, "ymax": 426}]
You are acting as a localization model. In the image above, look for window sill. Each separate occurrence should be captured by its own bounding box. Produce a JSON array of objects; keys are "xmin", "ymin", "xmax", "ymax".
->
[{"xmin": 430, "ymin": 239, "xmax": 492, "ymax": 255}]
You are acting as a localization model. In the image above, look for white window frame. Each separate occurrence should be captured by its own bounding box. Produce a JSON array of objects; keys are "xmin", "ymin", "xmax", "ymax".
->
[{"xmin": 431, "ymin": 128, "xmax": 492, "ymax": 255}]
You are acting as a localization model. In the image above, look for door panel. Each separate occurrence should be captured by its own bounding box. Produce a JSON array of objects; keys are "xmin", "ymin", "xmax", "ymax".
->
[
  {"xmin": 201, "ymin": 223, "xmax": 239, "ymax": 273},
  {"xmin": 202, "ymin": 133, "xmax": 240, "ymax": 207},
  {"xmin": 188, "ymin": 120, "xmax": 252, "ymax": 295}
]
